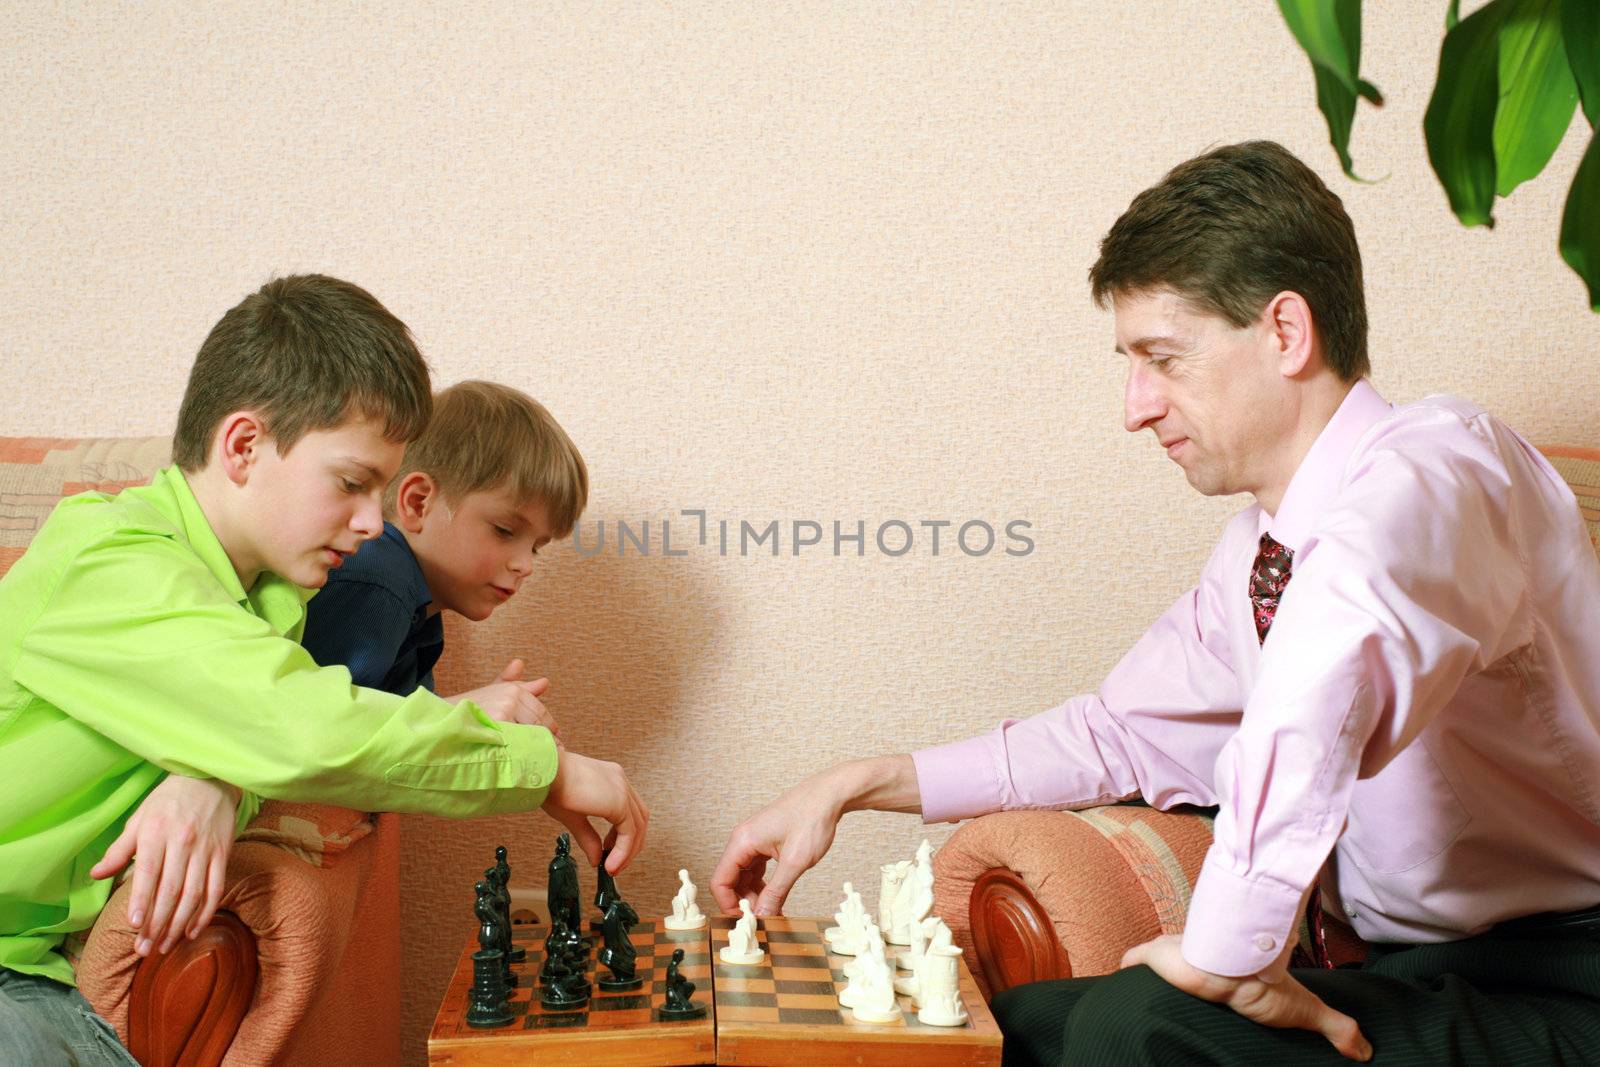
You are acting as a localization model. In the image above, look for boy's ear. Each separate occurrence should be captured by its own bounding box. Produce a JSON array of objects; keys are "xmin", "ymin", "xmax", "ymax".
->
[
  {"xmin": 215, "ymin": 412, "xmax": 268, "ymax": 487},
  {"xmin": 394, "ymin": 471, "xmax": 437, "ymax": 534}
]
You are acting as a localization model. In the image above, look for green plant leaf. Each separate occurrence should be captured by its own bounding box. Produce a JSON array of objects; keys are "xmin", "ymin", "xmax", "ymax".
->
[
  {"xmin": 1447, "ymin": 0, "xmax": 1462, "ymax": 32},
  {"xmin": 1564, "ymin": 0, "xmax": 1600, "ymax": 126},
  {"xmin": 1495, "ymin": 0, "xmax": 1579, "ymax": 196},
  {"xmin": 1426, "ymin": 0, "xmax": 1514, "ymax": 226},
  {"xmin": 1278, "ymin": 0, "xmax": 1383, "ymax": 178},
  {"xmin": 1559, "ymin": 127, "xmax": 1600, "ymax": 310}
]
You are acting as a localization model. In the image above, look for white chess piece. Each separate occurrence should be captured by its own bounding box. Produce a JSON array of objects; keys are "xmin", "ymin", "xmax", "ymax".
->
[
  {"xmin": 841, "ymin": 920, "xmax": 886, "ymax": 988},
  {"xmin": 719, "ymin": 898, "xmax": 766, "ymax": 965},
  {"xmin": 893, "ymin": 915, "xmax": 936, "ymax": 999},
  {"xmin": 915, "ymin": 943, "xmax": 968, "ymax": 1027},
  {"xmin": 889, "ymin": 839, "xmax": 935, "ymax": 945},
  {"xmin": 824, "ymin": 881, "xmax": 858, "ymax": 943},
  {"xmin": 827, "ymin": 890, "xmax": 868, "ymax": 956},
  {"xmin": 878, "ymin": 859, "xmax": 910, "ymax": 935},
  {"xmin": 664, "ymin": 868, "xmax": 708, "ymax": 931},
  {"xmin": 850, "ymin": 949, "xmax": 902, "ymax": 1024}
]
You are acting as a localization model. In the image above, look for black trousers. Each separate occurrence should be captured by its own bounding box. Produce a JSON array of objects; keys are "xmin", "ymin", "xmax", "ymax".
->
[{"xmin": 991, "ymin": 916, "xmax": 1600, "ymax": 1066}]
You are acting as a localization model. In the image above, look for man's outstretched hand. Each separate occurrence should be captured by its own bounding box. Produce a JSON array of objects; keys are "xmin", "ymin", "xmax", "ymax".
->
[
  {"xmin": 712, "ymin": 755, "xmax": 922, "ymax": 918},
  {"xmin": 1121, "ymin": 934, "xmax": 1372, "ymax": 1062}
]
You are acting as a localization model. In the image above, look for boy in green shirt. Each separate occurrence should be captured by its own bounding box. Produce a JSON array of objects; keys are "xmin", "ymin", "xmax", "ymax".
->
[{"xmin": 0, "ymin": 275, "xmax": 647, "ymax": 1065}]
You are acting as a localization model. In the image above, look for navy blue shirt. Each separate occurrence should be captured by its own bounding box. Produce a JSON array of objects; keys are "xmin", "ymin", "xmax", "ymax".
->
[{"xmin": 301, "ymin": 523, "xmax": 444, "ymax": 695}]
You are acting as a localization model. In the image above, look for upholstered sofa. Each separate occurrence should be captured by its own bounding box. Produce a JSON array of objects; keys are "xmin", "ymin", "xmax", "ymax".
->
[
  {"xmin": 931, "ymin": 445, "xmax": 1600, "ymax": 1001},
  {"xmin": 0, "ymin": 436, "xmax": 402, "ymax": 1067}
]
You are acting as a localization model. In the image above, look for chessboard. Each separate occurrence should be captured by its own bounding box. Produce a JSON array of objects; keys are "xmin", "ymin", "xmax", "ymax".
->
[
  {"xmin": 428, "ymin": 919, "xmax": 714, "ymax": 1066},
  {"xmin": 709, "ymin": 914, "xmax": 1000, "ymax": 1067}
]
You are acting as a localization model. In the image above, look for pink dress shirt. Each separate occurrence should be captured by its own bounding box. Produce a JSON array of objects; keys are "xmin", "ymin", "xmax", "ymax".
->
[{"xmin": 912, "ymin": 379, "xmax": 1600, "ymax": 977}]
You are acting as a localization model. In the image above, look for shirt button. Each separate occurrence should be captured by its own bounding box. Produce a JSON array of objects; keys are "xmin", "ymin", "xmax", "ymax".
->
[
  {"xmin": 1344, "ymin": 904, "xmax": 1357, "ymax": 918},
  {"xmin": 1253, "ymin": 934, "xmax": 1276, "ymax": 953}
]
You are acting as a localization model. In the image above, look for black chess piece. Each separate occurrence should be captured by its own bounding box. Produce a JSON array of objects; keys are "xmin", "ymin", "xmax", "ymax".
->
[
  {"xmin": 467, "ymin": 883, "xmax": 512, "ymax": 1028},
  {"xmin": 539, "ymin": 940, "xmax": 591, "ymax": 1010},
  {"xmin": 493, "ymin": 845, "xmax": 526, "ymax": 962},
  {"xmin": 590, "ymin": 847, "xmax": 618, "ymax": 933},
  {"xmin": 597, "ymin": 898, "xmax": 642, "ymax": 992},
  {"xmin": 547, "ymin": 833, "xmax": 582, "ymax": 936},
  {"xmin": 486, "ymin": 865, "xmax": 520, "ymax": 966},
  {"xmin": 475, "ymin": 879, "xmax": 516, "ymax": 991},
  {"xmin": 658, "ymin": 947, "xmax": 706, "ymax": 1020}
]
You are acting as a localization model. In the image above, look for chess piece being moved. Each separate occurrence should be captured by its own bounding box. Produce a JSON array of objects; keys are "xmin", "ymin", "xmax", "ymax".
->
[
  {"xmin": 494, "ymin": 845, "xmax": 525, "ymax": 961},
  {"xmin": 592, "ymin": 847, "xmax": 619, "ymax": 932},
  {"xmin": 915, "ymin": 941, "xmax": 969, "ymax": 1027},
  {"xmin": 719, "ymin": 898, "xmax": 765, "ymax": 965},
  {"xmin": 658, "ymin": 948, "xmax": 707, "ymax": 1020},
  {"xmin": 597, "ymin": 896, "xmax": 643, "ymax": 991},
  {"xmin": 664, "ymin": 869, "xmax": 708, "ymax": 931},
  {"xmin": 466, "ymin": 882, "xmax": 512, "ymax": 1028}
]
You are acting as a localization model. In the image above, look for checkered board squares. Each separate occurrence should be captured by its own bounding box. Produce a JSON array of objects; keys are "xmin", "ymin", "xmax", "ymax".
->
[
  {"xmin": 428, "ymin": 919, "xmax": 715, "ymax": 1067},
  {"xmin": 710, "ymin": 915, "xmax": 1001, "ymax": 1067}
]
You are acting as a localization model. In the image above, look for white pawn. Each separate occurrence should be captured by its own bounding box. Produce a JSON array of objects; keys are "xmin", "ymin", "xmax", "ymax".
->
[
  {"xmin": 850, "ymin": 950, "xmax": 902, "ymax": 1024},
  {"xmin": 664, "ymin": 869, "xmax": 708, "ymax": 931},
  {"xmin": 916, "ymin": 944, "xmax": 968, "ymax": 1027},
  {"xmin": 827, "ymin": 890, "xmax": 868, "ymax": 956},
  {"xmin": 720, "ymin": 898, "xmax": 766, "ymax": 965},
  {"xmin": 824, "ymin": 881, "xmax": 858, "ymax": 944}
]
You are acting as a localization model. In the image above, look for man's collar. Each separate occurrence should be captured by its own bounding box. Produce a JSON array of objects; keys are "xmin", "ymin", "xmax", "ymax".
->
[{"xmin": 1259, "ymin": 378, "xmax": 1392, "ymax": 553}]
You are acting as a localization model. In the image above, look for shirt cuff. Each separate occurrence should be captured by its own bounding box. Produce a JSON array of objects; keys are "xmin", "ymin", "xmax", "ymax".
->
[
  {"xmin": 1179, "ymin": 852, "xmax": 1303, "ymax": 977},
  {"xmin": 911, "ymin": 734, "xmax": 1006, "ymax": 823}
]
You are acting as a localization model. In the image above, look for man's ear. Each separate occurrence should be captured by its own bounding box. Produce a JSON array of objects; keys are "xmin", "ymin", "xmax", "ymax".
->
[
  {"xmin": 214, "ymin": 412, "xmax": 268, "ymax": 487},
  {"xmin": 394, "ymin": 471, "xmax": 438, "ymax": 534},
  {"xmin": 1263, "ymin": 290, "xmax": 1318, "ymax": 379}
]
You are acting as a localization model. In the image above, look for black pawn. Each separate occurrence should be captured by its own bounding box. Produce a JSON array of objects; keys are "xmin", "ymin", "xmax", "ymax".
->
[{"xmin": 658, "ymin": 947, "xmax": 706, "ymax": 1020}]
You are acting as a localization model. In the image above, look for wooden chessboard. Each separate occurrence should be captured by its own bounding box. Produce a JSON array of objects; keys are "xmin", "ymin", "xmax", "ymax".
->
[
  {"xmin": 709, "ymin": 914, "xmax": 1000, "ymax": 1066},
  {"xmin": 429, "ymin": 916, "xmax": 1000, "ymax": 1066},
  {"xmin": 428, "ymin": 919, "xmax": 714, "ymax": 1066}
]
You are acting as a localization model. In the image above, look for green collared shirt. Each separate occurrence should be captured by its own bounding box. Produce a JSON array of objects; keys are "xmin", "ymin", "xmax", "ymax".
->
[{"xmin": 0, "ymin": 466, "xmax": 559, "ymax": 985}]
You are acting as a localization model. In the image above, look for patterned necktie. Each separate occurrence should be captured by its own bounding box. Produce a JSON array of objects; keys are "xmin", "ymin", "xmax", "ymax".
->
[{"xmin": 1249, "ymin": 532, "xmax": 1334, "ymax": 969}]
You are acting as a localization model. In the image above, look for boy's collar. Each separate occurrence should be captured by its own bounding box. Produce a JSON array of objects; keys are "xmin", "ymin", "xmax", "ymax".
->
[{"xmin": 161, "ymin": 466, "xmax": 315, "ymax": 607}]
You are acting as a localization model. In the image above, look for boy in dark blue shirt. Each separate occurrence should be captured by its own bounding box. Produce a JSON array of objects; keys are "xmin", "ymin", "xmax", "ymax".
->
[{"xmin": 302, "ymin": 380, "xmax": 587, "ymax": 726}]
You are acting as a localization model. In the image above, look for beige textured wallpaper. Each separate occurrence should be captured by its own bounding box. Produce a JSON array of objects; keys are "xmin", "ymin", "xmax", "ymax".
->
[{"xmin": 6, "ymin": 2, "xmax": 1597, "ymax": 1062}]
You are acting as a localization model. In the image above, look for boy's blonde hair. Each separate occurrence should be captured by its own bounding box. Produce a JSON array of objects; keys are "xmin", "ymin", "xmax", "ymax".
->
[{"xmin": 386, "ymin": 381, "xmax": 588, "ymax": 537}]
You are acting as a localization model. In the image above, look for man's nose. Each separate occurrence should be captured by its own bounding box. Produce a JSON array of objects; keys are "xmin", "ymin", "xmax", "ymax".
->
[{"xmin": 1123, "ymin": 361, "xmax": 1167, "ymax": 434}]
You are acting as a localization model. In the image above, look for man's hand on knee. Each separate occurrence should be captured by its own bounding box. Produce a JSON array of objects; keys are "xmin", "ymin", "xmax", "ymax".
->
[{"xmin": 1121, "ymin": 934, "xmax": 1372, "ymax": 1062}]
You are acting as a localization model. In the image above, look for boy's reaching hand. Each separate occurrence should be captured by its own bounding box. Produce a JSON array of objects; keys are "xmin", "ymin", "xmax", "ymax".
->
[
  {"xmin": 452, "ymin": 658, "xmax": 560, "ymax": 737},
  {"xmin": 542, "ymin": 750, "xmax": 649, "ymax": 877},
  {"xmin": 89, "ymin": 775, "xmax": 241, "ymax": 957}
]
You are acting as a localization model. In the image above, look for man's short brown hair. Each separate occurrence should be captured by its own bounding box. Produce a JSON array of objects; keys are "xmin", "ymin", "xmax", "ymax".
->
[
  {"xmin": 172, "ymin": 275, "xmax": 433, "ymax": 471},
  {"xmin": 1089, "ymin": 141, "xmax": 1369, "ymax": 380},
  {"xmin": 387, "ymin": 380, "xmax": 589, "ymax": 538}
]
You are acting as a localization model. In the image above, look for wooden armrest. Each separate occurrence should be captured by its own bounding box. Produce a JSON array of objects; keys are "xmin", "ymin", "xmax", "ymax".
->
[{"xmin": 127, "ymin": 911, "xmax": 258, "ymax": 1067}]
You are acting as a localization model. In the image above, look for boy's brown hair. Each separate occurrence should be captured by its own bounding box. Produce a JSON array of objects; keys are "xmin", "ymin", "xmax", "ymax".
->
[
  {"xmin": 172, "ymin": 275, "xmax": 433, "ymax": 471},
  {"xmin": 387, "ymin": 381, "xmax": 589, "ymax": 537},
  {"xmin": 1089, "ymin": 140, "xmax": 1369, "ymax": 381}
]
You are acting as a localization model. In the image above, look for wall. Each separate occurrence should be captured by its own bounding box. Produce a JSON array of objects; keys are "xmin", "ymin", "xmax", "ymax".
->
[{"xmin": 6, "ymin": 2, "xmax": 1596, "ymax": 1061}]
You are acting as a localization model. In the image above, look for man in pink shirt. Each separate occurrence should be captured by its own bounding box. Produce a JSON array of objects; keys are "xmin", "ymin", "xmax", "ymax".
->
[{"xmin": 712, "ymin": 141, "xmax": 1600, "ymax": 1064}]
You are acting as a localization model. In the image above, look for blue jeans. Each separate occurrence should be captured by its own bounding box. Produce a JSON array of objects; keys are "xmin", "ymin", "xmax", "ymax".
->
[{"xmin": 0, "ymin": 967, "xmax": 140, "ymax": 1066}]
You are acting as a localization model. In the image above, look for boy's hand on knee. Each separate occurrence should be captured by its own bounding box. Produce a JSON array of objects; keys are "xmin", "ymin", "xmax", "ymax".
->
[
  {"xmin": 89, "ymin": 775, "xmax": 241, "ymax": 958},
  {"xmin": 542, "ymin": 750, "xmax": 648, "ymax": 877},
  {"xmin": 1121, "ymin": 934, "xmax": 1373, "ymax": 1062}
]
